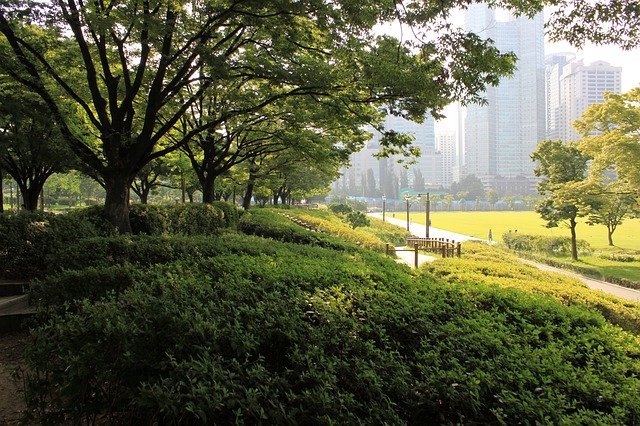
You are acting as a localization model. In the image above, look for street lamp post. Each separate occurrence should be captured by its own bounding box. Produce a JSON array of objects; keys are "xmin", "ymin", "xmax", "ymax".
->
[
  {"xmin": 417, "ymin": 192, "xmax": 431, "ymax": 239},
  {"xmin": 382, "ymin": 195, "xmax": 386, "ymax": 222},
  {"xmin": 405, "ymin": 195, "xmax": 410, "ymax": 231},
  {"xmin": 426, "ymin": 192, "xmax": 430, "ymax": 239}
]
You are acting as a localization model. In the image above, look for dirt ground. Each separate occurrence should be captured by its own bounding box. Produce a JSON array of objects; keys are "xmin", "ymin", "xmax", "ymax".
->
[{"xmin": 0, "ymin": 332, "xmax": 28, "ymax": 425}]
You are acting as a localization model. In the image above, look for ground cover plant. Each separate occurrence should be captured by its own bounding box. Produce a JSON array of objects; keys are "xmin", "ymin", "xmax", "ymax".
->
[
  {"xmin": 284, "ymin": 208, "xmax": 409, "ymax": 248},
  {"xmin": 421, "ymin": 241, "xmax": 640, "ymax": 334},
  {"xmin": 5, "ymin": 208, "xmax": 640, "ymax": 424}
]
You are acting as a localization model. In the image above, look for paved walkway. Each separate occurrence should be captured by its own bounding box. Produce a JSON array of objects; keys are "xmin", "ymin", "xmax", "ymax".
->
[
  {"xmin": 369, "ymin": 213, "xmax": 482, "ymax": 243},
  {"xmin": 371, "ymin": 213, "xmax": 640, "ymax": 303}
]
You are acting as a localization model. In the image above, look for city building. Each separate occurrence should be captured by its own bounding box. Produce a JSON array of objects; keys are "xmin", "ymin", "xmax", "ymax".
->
[
  {"xmin": 436, "ymin": 133, "xmax": 456, "ymax": 189},
  {"xmin": 463, "ymin": 5, "xmax": 545, "ymax": 191},
  {"xmin": 547, "ymin": 59, "xmax": 622, "ymax": 141}
]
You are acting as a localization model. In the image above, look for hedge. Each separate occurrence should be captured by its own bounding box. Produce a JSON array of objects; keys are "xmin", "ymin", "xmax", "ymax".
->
[
  {"xmin": 23, "ymin": 242, "xmax": 640, "ymax": 424},
  {"xmin": 421, "ymin": 241, "xmax": 640, "ymax": 335}
]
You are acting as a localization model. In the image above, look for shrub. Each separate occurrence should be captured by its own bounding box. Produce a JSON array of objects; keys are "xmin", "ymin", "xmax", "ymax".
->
[
  {"xmin": 30, "ymin": 264, "xmax": 146, "ymax": 310},
  {"xmin": 238, "ymin": 209, "xmax": 350, "ymax": 250},
  {"xmin": 283, "ymin": 209, "xmax": 385, "ymax": 251},
  {"xmin": 599, "ymin": 251, "xmax": 638, "ymax": 263},
  {"xmin": 23, "ymin": 251, "xmax": 640, "ymax": 424},
  {"xmin": 129, "ymin": 204, "xmax": 170, "ymax": 235},
  {"xmin": 422, "ymin": 241, "xmax": 640, "ymax": 335},
  {"xmin": 167, "ymin": 203, "xmax": 224, "ymax": 235},
  {"xmin": 0, "ymin": 210, "xmax": 106, "ymax": 279},
  {"xmin": 345, "ymin": 211, "xmax": 370, "ymax": 229},
  {"xmin": 328, "ymin": 203, "xmax": 352, "ymax": 214},
  {"xmin": 210, "ymin": 201, "xmax": 240, "ymax": 228},
  {"xmin": 503, "ymin": 232, "xmax": 591, "ymax": 255}
]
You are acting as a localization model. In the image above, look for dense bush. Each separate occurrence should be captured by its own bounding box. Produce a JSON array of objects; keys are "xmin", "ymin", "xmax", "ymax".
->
[
  {"xmin": 283, "ymin": 209, "xmax": 386, "ymax": 251},
  {"xmin": 23, "ymin": 241, "xmax": 640, "ymax": 424},
  {"xmin": 599, "ymin": 251, "xmax": 639, "ymax": 263},
  {"xmin": 129, "ymin": 204, "xmax": 170, "ymax": 235},
  {"xmin": 0, "ymin": 210, "xmax": 107, "ymax": 279},
  {"xmin": 238, "ymin": 209, "xmax": 350, "ymax": 250},
  {"xmin": 211, "ymin": 201, "xmax": 241, "ymax": 228},
  {"xmin": 167, "ymin": 203, "xmax": 224, "ymax": 235},
  {"xmin": 421, "ymin": 241, "xmax": 640, "ymax": 335},
  {"xmin": 328, "ymin": 203, "xmax": 352, "ymax": 214},
  {"xmin": 502, "ymin": 232, "xmax": 592, "ymax": 255}
]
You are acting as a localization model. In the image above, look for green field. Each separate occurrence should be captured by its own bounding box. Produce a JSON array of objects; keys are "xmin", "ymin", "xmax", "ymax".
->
[
  {"xmin": 395, "ymin": 210, "xmax": 640, "ymax": 284},
  {"xmin": 401, "ymin": 210, "xmax": 640, "ymax": 251}
]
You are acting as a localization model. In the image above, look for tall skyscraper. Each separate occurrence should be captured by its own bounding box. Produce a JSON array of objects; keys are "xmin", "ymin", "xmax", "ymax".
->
[
  {"xmin": 463, "ymin": 5, "xmax": 545, "ymax": 189},
  {"xmin": 548, "ymin": 59, "xmax": 622, "ymax": 141},
  {"xmin": 437, "ymin": 133, "xmax": 456, "ymax": 189},
  {"xmin": 545, "ymin": 52, "xmax": 576, "ymax": 140}
]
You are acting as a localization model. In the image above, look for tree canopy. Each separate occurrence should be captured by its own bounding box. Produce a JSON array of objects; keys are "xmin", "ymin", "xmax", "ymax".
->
[{"xmin": 574, "ymin": 88, "xmax": 640, "ymax": 195}]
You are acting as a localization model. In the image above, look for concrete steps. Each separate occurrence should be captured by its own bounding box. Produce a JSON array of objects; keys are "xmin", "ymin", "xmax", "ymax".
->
[{"xmin": 0, "ymin": 282, "xmax": 34, "ymax": 333}]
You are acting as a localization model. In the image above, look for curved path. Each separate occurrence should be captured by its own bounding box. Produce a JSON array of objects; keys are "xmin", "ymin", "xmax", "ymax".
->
[{"xmin": 370, "ymin": 213, "xmax": 640, "ymax": 304}]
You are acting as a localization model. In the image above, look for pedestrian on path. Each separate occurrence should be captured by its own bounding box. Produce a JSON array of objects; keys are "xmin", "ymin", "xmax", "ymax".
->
[{"xmin": 488, "ymin": 229, "xmax": 493, "ymax": 242}]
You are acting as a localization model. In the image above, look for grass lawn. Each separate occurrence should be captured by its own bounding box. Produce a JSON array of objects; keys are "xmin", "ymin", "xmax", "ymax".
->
[
  {"xmin": 391, "ymin": 210, "xmax": 640, "ymax": 285},
  {"xmin": 399, "ymin": 210, "xmax": 640, "ymax": 251}
]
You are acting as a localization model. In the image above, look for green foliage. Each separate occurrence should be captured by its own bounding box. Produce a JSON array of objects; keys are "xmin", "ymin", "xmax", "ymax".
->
[
  {"xmin": 0, "ymin": 210, "xmax": 107, "ymax": 279},
  {"xmin": 345, "ymin": 211, "xmax": 370, "ymax": 229},
  {"xmin": 283, "ymin": 209, "xmax": 385, "ymax": 251},
  {"xmin": 503, "ymin": 232, "xmax": 592, "ymax": 256},
  {"xmin": 210, "ymin": 201, "xmax": 241, "ymax": 228},
  {"xmin": 129, "ymin": 204, "xmax": 170, "ymax": 235},
  {"xmin": 23, "ymin": 237, "xmax": 640, "ymax": 423},
  {"xmin": 238, "ymin": 209, "xmax": 350, "ymax": 251},
  {"xmin": 328, "ymin": 203, "xmax": 353, "ymax": 214},
  {"xmin": 422, "ymin": 241, "xmax": 640, "ymax": 335},
  {"xmin": 167, "ymin": 203, "xmax": 225, "ymax": 235},
  {"xmin": 599, "ymin": 251, "xmax": 639, "ymax": 263}
]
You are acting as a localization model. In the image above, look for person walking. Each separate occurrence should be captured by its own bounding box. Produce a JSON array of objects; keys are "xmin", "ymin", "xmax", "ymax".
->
[{"xmin": 488, "ymin": 228, "xmax": 493, "ymax": 242}]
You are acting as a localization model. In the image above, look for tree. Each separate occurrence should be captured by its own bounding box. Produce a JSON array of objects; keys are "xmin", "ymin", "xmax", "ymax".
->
[
  {"xmin": 131, "ymin": 157, "xmax": 173, "ymax": 204},
  {"xmin": 450, "ymin": 174, "xmax": 485, "ymax": 199},
  {"xmin": 486, "ymin": 189, "xmax": 499, "ymax": 209},
  {"xmin": 546, "ymin": 0, "xmax": 640, "ymax": 50},
  {"xmin": 1, "ymin": 1, "xmax": 522, "ymax": 232},
  {"xmin": 0, "ymin": 78, "xmax": 74, "ymax": 210},
  {"xmin": 575, "ymin": 181, "xmax": 638, "ymax": 246},
  {"xmin": 574, "ymin": 88, "xmax": 640, "ymax": 195},
  {"xmin": 412, "ymin": 169, "xmax": 425, "ymax": 192},
  {"xmin": 531, "ymin": 139, "xmax": 590, "ymax": 261}
]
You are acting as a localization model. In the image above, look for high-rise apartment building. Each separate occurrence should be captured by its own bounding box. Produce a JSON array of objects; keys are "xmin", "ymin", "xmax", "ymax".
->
[
  {"xmin": 463, "ymin": 5, "xmax": 545, "ymax": 189},
  {"xmin": 546, "ymin": 59, "xmax": 622, "ymax": 141},
  {"xmin": 436, "ymin": 133, "xmax": 456, "ymax": 189},
  {"xmin": 545, "ymin": 52, "xmax": 576, "ymax": 140}
]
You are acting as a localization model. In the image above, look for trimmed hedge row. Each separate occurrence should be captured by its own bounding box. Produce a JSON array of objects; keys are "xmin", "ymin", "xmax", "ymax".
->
[
  {"xmin": 502, "ymin": 232, "xmax": 592, "ymax": 255},
  {"xmin": 237, "ymin": 208, "xmax": 352, "ymax": 251},
  {"xmin": 0, "ymin": 210, "xmax": 109, "ymax": 279},
  {"xmin": 23, "ymin": 236, "xmax": 640, "ymax": 424},
  {"xmin": 421, "ymin": 241, "xmax": 640, "ymax": 335},
  {"xmin": 0, "ymin": 202, "xmax": 239, "ymax": 279}
]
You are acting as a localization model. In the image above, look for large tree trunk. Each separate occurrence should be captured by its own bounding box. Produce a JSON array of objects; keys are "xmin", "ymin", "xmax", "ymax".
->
[
  {"xmin": 569, "ymin": 217, "xmax": 578, "ymax": 261},
  {"xmin": 104, "ymin": 173, "xmax": 133, "ymax": 234},
  {"xmin": 17, "ymin": 180, "xmax": 45, "ymax": 211},
  {"xmin": 607, "ymin": 225, "xmax": 614, "ymax": 246},
  {"xmin": 242, "ymin": 179, "xmax": 255, "ymax": 210},
  {"xmin": 201, "ymin": 174, "xmax": 216, "ymax": 203},
  {"xmin": 0, "ymin": 168, "xmax": 3, "ymax": 213}
]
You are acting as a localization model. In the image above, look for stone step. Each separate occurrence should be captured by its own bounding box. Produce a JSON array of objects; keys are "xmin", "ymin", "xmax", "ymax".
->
[
  {"xmin": 0, "ymin": 295, "xmax": 31, "ymax": 315},
  {"xmin": 0, "ymin": 281, "xmax": 29, "ymax": 297},
  {"xmin": 0, "ymin": 295, "xmax": 35, "ymax": 333}
]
